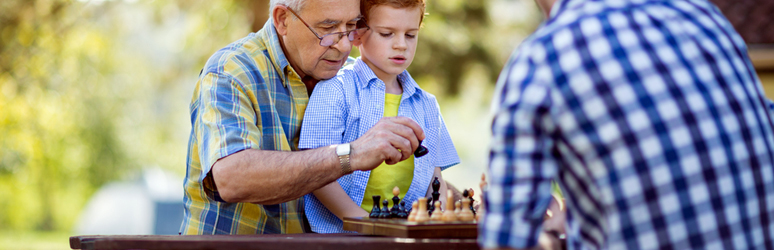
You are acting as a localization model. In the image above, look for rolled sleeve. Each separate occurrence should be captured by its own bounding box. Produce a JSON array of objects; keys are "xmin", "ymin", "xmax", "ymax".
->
[
  {"xmin": 196, "ymin": 72, "xmax": 262, "ymax": 183},
  {"xmin": 433, "ymin": 107, "xmax": 460, "ymax": 170},
  {"xmin": 481, "ymin": 58, "xmax": 558, "ymax": 249}
]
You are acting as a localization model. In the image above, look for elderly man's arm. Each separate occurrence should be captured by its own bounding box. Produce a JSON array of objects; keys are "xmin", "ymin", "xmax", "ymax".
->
[{"xmin": 212, "ymin": 116, "xmax": 425, "ymax": 205}]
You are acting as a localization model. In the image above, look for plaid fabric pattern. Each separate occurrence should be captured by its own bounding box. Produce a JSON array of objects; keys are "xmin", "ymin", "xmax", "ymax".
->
[
  {"xmin": 299, "ymin": 59, "xmax": 460, "ymax": 233},
  {"xmin": 481, "ymin": 0, "xmax": 774, "ymax": 249},
  {"xmin": 181, "ymin": 20, "xmax": 310, "ymax": 235}
]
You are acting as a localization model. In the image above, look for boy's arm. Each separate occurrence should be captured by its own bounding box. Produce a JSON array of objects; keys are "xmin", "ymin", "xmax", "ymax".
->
[{"xmin": 313, "ymin": 182, "xmax": 370, "ymax": 219}]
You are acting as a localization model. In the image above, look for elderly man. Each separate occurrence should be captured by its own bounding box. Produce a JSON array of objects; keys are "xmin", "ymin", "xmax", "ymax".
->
[
  {"xmin": 482, "ymin": 0, "xmax": 774, "ymax": 249},
  {"xmin": 181, "ymin": 0, "xmax": 425, "ymax": 234}
]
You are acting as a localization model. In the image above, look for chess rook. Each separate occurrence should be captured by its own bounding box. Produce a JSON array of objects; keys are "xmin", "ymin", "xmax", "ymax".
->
[{"xmin": 370, "ymin": 195, "xmax": 381, "ymax": 218}]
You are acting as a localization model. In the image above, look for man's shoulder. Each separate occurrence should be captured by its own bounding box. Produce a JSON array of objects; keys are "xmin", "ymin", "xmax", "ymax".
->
[{"xmin": 201, "ymin": 32, "xmax": 276, "ymax": 78}]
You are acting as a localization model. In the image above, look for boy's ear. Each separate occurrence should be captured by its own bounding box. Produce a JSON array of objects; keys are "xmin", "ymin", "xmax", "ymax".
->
[{"xmin": 352, "ymin": 34, "xmax": 364, "ymax": 46}]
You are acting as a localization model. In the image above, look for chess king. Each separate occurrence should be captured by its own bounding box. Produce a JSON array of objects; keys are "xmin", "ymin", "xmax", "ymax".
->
[{"xmin": 298, "ymin": 0, "xmax": 460, "ymax": 233}]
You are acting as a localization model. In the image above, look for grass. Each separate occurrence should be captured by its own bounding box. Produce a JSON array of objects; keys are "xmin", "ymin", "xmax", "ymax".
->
[{"xmin": 0, "ymin": 230, "xmax": 72, "ymax": 250}]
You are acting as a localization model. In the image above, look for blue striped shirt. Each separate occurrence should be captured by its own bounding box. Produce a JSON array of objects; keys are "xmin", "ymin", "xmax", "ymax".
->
[
  {"xmin": 300, "ymin": 59, "xmax": 460, "ymax": 233},
  {"xmin": 482, "ymin": 0, "xmax": 774, "ymax": 249}
]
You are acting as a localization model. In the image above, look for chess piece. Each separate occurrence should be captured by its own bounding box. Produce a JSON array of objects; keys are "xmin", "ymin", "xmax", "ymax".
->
[
  {"xmin": 428, "ymin": 177, "xmax": 441, "ymax": 215},
  {"xmin": 430, "ymin": 201, "xmax": 443, "ymax": 221},
  {"xmin": 407, "ymin": 201, "xmax": 419, "ymax": 222},
  {"xmin": 390, "ymin": 186, "xmax": 401, "ymax": 218},
  {"xmin": 370, "ymin": 195, "xmax": 381, "ymax": 218},
  {"xmin": 479, "ymin": 173, "xmax": 487, "ymax": 191},
  {"xmin": 469, "ymin": 188, "xmax": 476, "ymax": 216},
  {"xmin": 442, "ymin": 190, "xmax": 457, "ymax": 222},
  {"xmin": 414, "ymin": 140, "xmax": 429, "ymax": 157},
  {"xmin": 454, "ymin": 200, "xmax": 462, "ymax": 217},
  {"xmin": 459, "ymin": 198, "xmax": 475, "ymax": 222},
  {"xmin": 415, "ymin": 197, "xmax": 430, "ymax": 222},
  {"xmin": 398, "ymin": 200, "xmax": 408, "ymax": 218},
  {"xmin": 380, "ymin": 200, "xmax": 391, "ymax": 218}
]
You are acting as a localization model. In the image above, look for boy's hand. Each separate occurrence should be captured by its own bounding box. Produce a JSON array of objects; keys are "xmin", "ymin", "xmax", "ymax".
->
[{"xmin": 349, "ymin": 117, "xmax": 425, "ymax": 171}]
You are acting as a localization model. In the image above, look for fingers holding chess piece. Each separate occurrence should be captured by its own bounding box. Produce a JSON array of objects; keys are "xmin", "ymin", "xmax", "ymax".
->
[
  {"xmin": 413, "ymin": 140, "xmax": 429, "ymax": 158},
  {"xmin": 442, "ymin": 190, "xmax": 458, "ymax": 222},
  {"xmin": 430, "ymin": 201, "xmax": 443, "ymax": 221},
  {"xmin": 415, "ymin": 197, "xmax": 430, "ymax": 222}
]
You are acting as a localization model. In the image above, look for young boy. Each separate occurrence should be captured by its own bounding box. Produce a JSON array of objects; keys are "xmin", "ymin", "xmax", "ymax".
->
[{"xmin": 299, "ymin": 0, "xmax": 460, "ymax": 233}]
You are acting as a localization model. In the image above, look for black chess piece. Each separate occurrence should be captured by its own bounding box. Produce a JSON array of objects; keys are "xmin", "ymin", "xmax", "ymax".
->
[
  {"xmin": 398, "ymin": 200, "xmax": 408, "ymax": 218},
  {"xmin": 391, "ymin": 194, "xmax": 401, "ymax": 218},
  {"xmin": 380, "ymin": 200, "xmax": 391, "ymax": 218},
  {"xmin": 427, "ymin": 177, "xmax": 441, "ymax": 215},
  {"xmin": 414, "ymin": 140, "xmax": 429, "ymax": 157},
  {"xmin": 370, "ymin": 195, "xmax": 381, "ymax": 218},
  {"xmin": 469, "ymin": 189, "xmax": 477, "ymax": 216}
]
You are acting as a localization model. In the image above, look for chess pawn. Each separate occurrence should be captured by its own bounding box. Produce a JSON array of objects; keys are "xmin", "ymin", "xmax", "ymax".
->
[
  {"xmin": 459, "ymin": 198, "xmax": 475, "ymax": 222},
  {"xmin": 415, "ymin": 197, "xmax": 430, "ymax": 222},
  {"xmin": 454, "ymin": 200, "xmax": 462, "ymax": 217},
  {"xmin": 380, "ymin": 200, "xmax": 391, "ymax": 218},
  {"xmin": 398, "ymin": 201, "xmax": 408, "ymax": 218},
  {"xmin": 370, "ymin": 195, "xmax": 381, "ymax": 218},
  {"xmin": 430, "ymin": 201, "xmax": 443, "ymax": 221},
  {"xmin": 442, "ymin": 190, "xmax": 458, "ymax": 222},
  {"xmin": 407, "ymin": 201, "xmax": 419, "ymax": 222},
  {"xmin": 391, "ymin": 186, "xmax": 401, "ymax": 218}
]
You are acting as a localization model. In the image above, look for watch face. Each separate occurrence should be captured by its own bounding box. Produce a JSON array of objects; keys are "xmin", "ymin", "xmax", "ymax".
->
[{"xmin": 337, "ymin": 143, "xmax": 350, "ymax": 156}]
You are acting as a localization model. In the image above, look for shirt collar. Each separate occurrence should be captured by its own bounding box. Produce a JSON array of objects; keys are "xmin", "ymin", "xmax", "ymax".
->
[
  {"xmin": 549, "ymin": 0, "xmax": 578, "ymax": 18},
  {"xmin": 353, "ymin": 58, "xmax": 422, "ymax": 99},
  {"xmin": 259, "ymin": 19, "xmax": 296, "ymax": 87}
]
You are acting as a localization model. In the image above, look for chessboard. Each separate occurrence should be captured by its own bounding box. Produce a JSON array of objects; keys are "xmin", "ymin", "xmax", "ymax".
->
[{"xmin": 342, "ymin": 217, "xmax": 478, "ymax": 239}]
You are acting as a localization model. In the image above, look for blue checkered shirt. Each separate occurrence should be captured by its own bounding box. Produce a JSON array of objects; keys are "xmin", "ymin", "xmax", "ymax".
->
[
  {"xmin": 299, "ymin": 59, "xmax": 460, "ymax": 233},
  {"xmin": 482, "ymin": 0, "xmax": 774, "ymax": 249}
]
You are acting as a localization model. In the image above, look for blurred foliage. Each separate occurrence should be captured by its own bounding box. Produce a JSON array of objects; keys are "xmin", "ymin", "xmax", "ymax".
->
[{"xmin": 0, "ymin": 0, "xmax": 539, "ymax": 233}]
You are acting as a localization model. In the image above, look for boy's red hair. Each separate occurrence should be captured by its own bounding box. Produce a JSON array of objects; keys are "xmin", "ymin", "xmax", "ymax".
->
[{"xmin": 361, "ymin": 0, "xmax": 426, "ymax": 25}]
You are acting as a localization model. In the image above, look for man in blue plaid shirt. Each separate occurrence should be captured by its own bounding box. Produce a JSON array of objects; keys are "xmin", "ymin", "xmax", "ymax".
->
[{"xmin": 482, "ymin": 0, "xmax": 774, "ymax": 249}]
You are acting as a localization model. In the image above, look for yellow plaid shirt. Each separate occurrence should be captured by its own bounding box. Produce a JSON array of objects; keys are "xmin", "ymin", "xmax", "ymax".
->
[{"xmin": 182, "ymin": 20, "xmax": 310, "ymax": 234}]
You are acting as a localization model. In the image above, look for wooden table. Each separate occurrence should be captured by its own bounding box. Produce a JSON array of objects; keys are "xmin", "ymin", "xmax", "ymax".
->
[{"xmin": 70, "ymin": 234, "xmax": 480, "ymax": 250}]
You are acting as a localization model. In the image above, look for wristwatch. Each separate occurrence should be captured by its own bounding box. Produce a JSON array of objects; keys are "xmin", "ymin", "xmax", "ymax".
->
[{"xmin": 336, "ymin": 143, "xmax": 353, "ymax": 175}]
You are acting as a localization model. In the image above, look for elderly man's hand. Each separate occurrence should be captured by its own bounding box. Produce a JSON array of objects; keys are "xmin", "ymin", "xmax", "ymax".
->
[{"xmin": 349, "ymin": 116, "xmax": 425, "ymax": 171}]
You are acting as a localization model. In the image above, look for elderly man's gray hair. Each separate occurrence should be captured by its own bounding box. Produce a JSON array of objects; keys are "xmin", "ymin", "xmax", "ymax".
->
[{"xmin": 270, "ymin": 0, "xmax": 307, "ymax": 12}]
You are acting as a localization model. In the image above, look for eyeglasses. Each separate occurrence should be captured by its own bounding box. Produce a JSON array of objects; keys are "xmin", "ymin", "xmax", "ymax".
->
[{"xmin": 286, "ymin": 7, "xmax": 370, "ymax": 47}]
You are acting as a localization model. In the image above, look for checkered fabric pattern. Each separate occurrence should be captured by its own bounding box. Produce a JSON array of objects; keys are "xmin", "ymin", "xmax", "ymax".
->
[
  {"xmin": 481, "ymin": 0, "xmax": 774, "ymax": 249},
  {"xmin": 299, "ymin": 59, "xmax": 460, "ymax": 233},
  {"xmin": 181, "ymin": 20, "xmax": 311, "ymax": 235}
]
